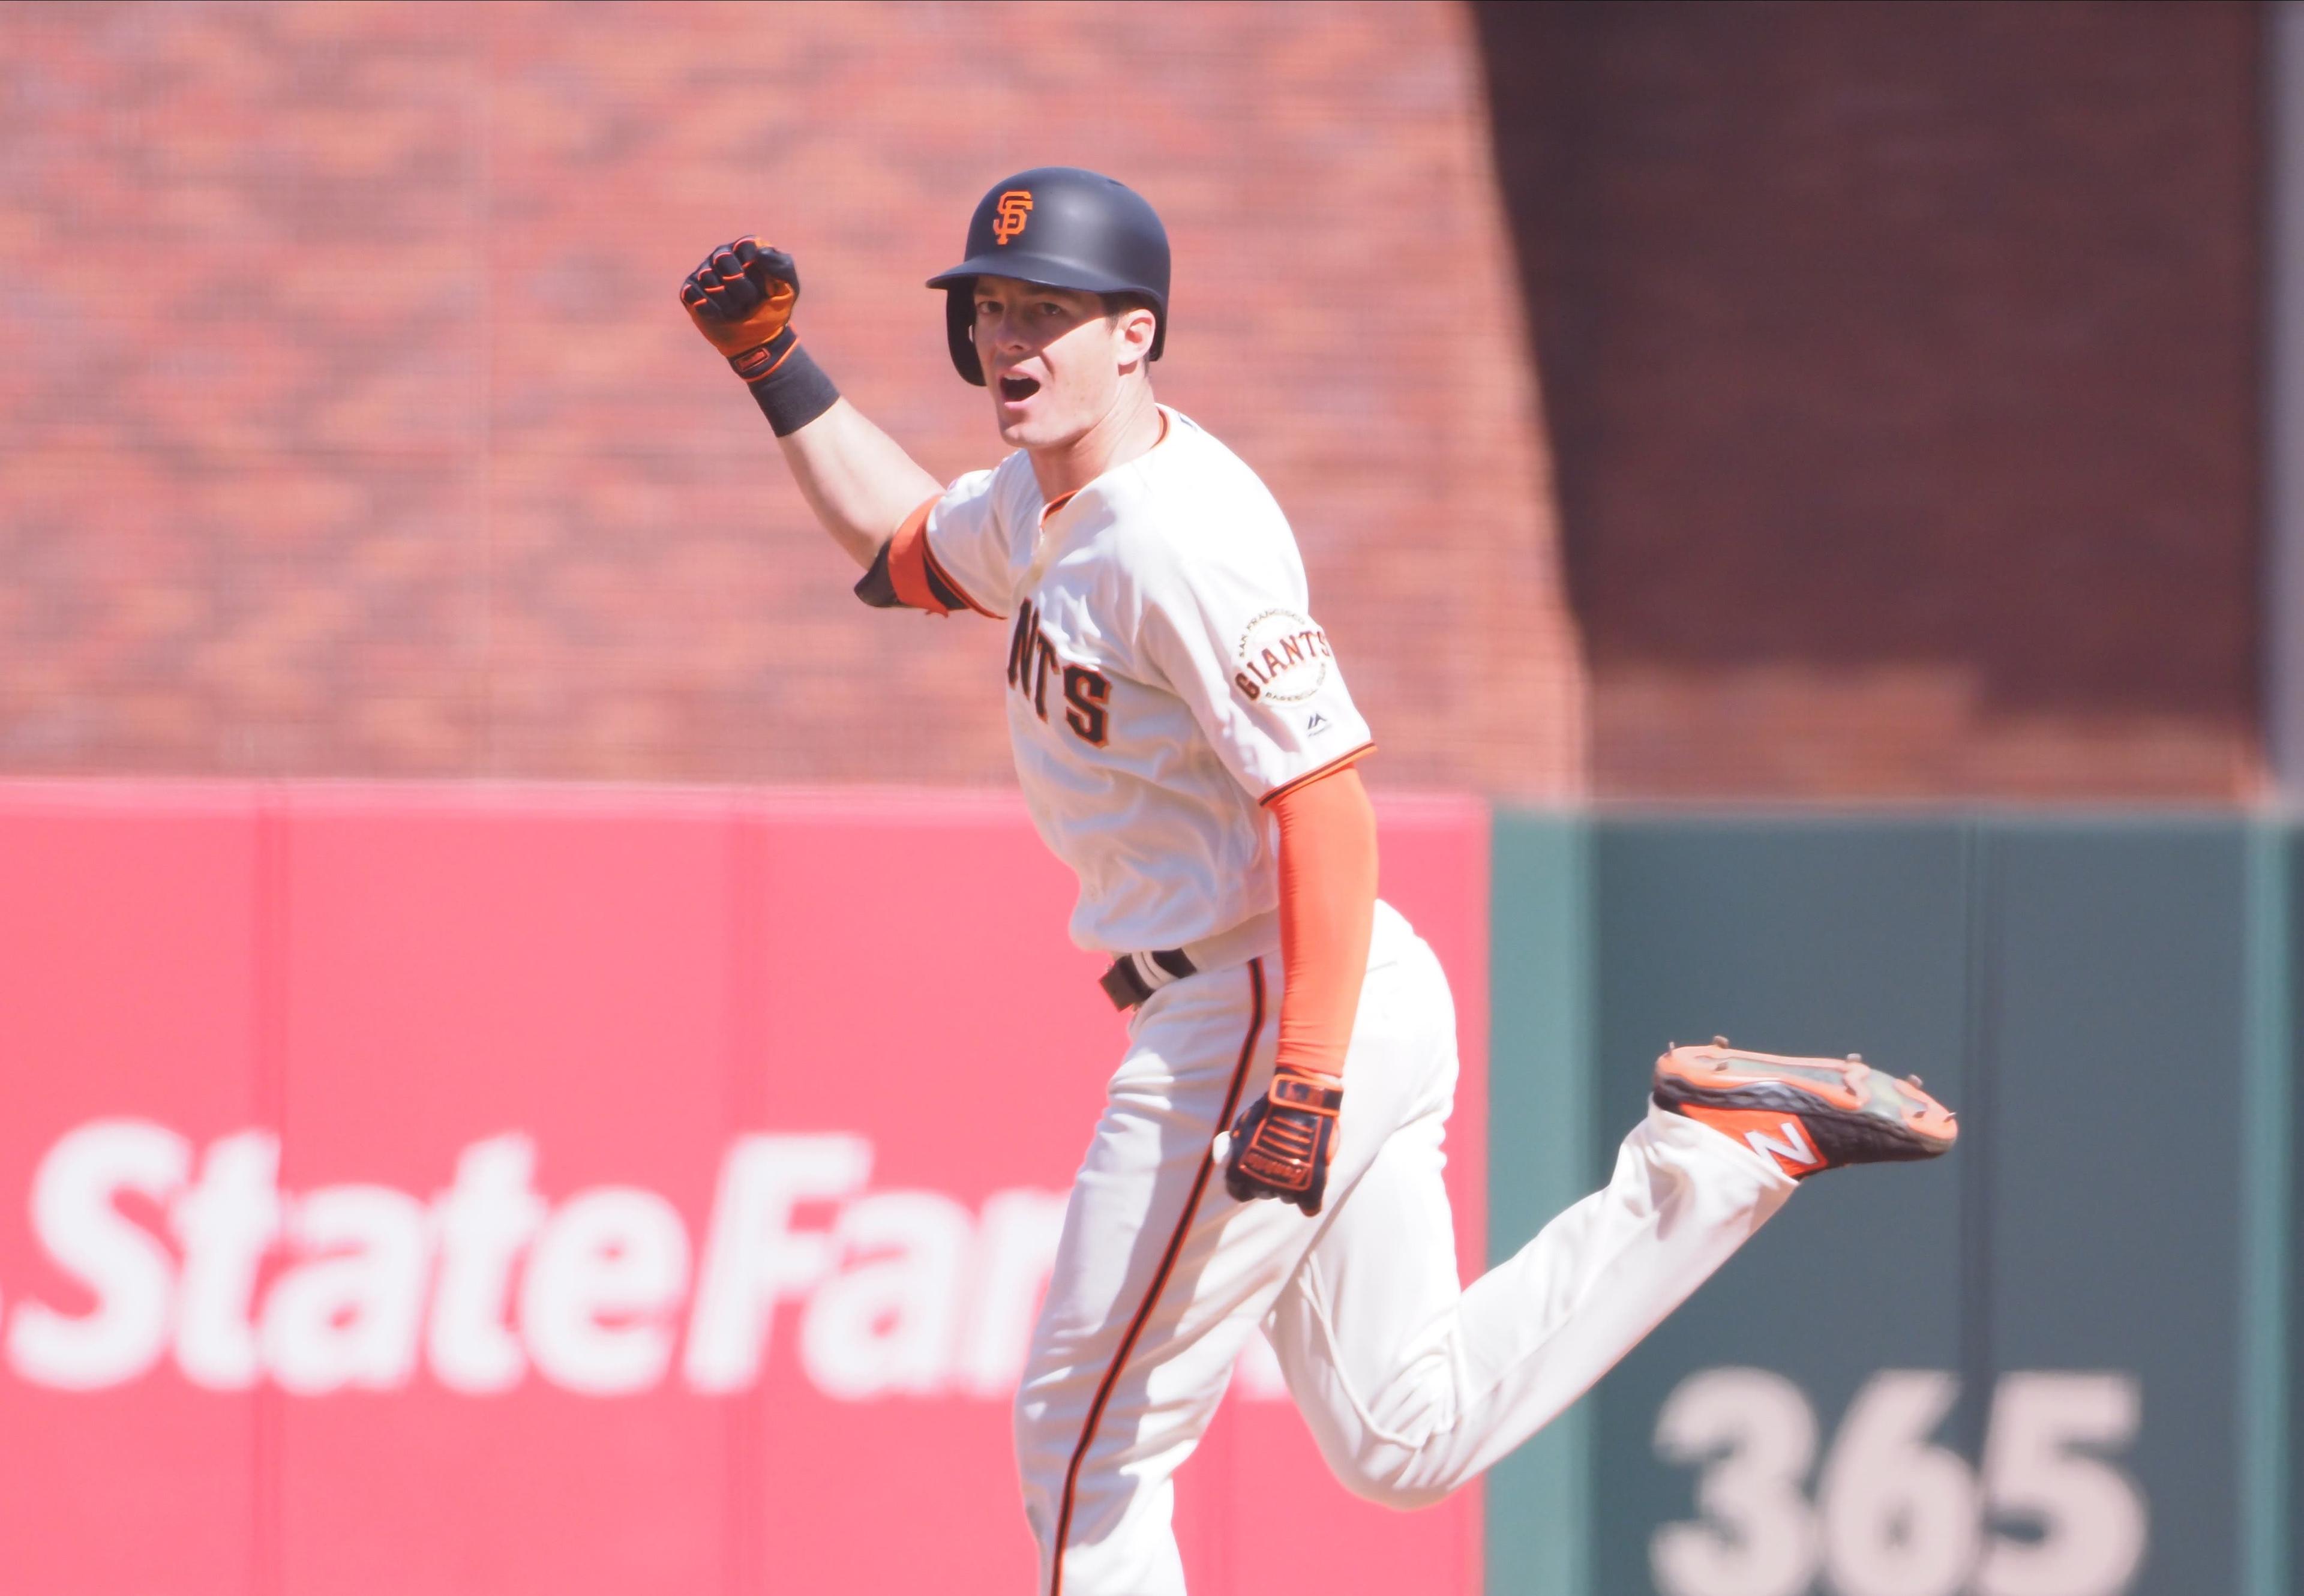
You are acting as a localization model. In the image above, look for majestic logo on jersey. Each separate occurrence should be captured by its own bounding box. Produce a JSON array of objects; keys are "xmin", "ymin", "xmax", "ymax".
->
[
  {"xmin": 992, "ymin": 190, "xmax": 1034, "ymax": 245},
  {"xmin": 1009, "ymin": 599, "xmax": 1111, "ymax": 746},
  {"xmin": 1232, "ymin": 609, "xmax": 1333, "ymax": 704}
]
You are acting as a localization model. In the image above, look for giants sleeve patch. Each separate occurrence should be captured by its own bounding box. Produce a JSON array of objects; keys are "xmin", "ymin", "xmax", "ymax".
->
[{"xmin": 1231, "ymin": 609, "xmax": 1335, "ymax": 704}]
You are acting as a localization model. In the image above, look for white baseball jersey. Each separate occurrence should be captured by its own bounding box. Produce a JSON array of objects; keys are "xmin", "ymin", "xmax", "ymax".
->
[{"xmin": 919, "ymin": 407, "xmax": 1373, "ymax": 955}]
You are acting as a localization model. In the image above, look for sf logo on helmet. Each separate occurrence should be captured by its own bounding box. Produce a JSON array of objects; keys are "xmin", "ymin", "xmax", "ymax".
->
[{"xmin": 993, "ymin": 190, "xmax": 1034, "ymax": 244}]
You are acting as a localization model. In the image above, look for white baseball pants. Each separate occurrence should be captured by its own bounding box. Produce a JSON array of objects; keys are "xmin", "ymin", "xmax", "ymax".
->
[{"xmin": 1013, "ymin": 901, "xmax": 1796, "ymax": 1596}]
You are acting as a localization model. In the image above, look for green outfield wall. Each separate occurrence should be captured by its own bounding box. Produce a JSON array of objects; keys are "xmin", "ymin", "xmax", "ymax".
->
[{"xmin": 1485, "ymin": 814, "xmax": 2297, "ymax": 1596}]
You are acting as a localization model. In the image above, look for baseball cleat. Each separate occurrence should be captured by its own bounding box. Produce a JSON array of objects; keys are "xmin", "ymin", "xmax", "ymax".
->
[{"xmin": 1652, "ymin": 1038, "xmax": 1957, "ymax": 1180}]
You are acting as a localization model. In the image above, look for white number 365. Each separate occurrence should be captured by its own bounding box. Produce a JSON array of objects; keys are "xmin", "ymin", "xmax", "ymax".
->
[{"xmin": 1651, "ymin": 1366, "xmax": 2147, "ymax": 1596}]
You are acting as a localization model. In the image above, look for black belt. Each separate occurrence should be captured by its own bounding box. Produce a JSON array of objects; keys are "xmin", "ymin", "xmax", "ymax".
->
[{"xmin": 1099, "ymin": 947, "xmax": 1198, "ymax": 1010}]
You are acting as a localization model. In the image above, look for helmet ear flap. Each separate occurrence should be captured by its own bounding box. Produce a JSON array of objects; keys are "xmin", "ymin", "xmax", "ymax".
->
[{"xmin": 946, "ymin": 287, "xmax": 985, "ymax": 386}]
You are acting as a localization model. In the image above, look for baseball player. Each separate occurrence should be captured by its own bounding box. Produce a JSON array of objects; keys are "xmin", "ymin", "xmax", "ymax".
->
[{"xmin": 680, "ymin": 167, "xmax": 1957, "ymax": 1595}]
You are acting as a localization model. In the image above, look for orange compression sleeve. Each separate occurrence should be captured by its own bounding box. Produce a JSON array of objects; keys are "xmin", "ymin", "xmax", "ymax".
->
[{"xmin": 1269, "ymin": 762, "xmax": 1379, "ymax": 1082}]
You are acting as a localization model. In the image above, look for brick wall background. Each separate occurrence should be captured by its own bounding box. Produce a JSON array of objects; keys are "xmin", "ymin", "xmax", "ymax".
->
[
  {"xmin": 0, "ymin": 1, "xmax": 1583, "ymax": 796},
  {"xmin": 3, "ymin": 2, "xmax": 2275, "ymax": 801},
  {"xmin": 1479, "ymin": 0, "xmax": 2261, "ymax": 800}
]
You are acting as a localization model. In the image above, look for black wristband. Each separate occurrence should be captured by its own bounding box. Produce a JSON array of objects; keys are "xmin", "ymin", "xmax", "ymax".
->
[{"xmin": 732, "ymin": 326, "xmax": 839, "ymax": 437}]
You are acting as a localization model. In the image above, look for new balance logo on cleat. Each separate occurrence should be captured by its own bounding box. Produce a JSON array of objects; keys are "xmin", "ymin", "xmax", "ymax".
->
[
  {"xmin": 1651, "ymin": 1039, "xmax": 1957, "ymax": 1178},
  {"xmin": 1744, "ymin": 1118, "xmax": 1822, "ymax": 1178}
]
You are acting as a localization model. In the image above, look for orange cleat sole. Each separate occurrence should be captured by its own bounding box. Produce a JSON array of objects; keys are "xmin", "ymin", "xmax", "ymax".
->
[{"xmin": 1652, "ymin": 1039, "xmax": 1957, "ymax": 1180}]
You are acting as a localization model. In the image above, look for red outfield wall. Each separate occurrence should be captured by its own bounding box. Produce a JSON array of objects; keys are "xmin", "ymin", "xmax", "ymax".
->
[{"xmin": 0, "ymin": 783, "xmax": 1486, "ymax": 1595}]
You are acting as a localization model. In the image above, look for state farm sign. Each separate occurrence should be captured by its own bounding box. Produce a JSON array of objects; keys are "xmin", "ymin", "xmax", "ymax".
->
[
  {"xmin": 0, "ymin": 785, "xmax": 1486, "ymax": 1596},
  {"xmin": 5, "ymin": 1121, "xmax": 1217, "ymax": 1403}
]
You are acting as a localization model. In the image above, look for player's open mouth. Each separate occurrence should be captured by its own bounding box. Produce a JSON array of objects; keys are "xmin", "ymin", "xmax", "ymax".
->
[{"xmin": 999, "ymin": 376, "xmax": 1041, "ymax": 402}]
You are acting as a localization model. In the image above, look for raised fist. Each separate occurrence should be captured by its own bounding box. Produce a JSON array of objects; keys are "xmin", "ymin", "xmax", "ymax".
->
[{"xmin": 680, "ymin": 238, "xmax": 800, "ymax": 372}]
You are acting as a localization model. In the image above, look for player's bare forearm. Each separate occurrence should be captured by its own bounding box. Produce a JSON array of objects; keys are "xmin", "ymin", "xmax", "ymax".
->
[
  {"xmin": 775, "ymin": 400, "xmax": 943, "ymax": 570},
  {"xmin": 680, "ymin": 238, "xmax": 940, "ymax": 572}
]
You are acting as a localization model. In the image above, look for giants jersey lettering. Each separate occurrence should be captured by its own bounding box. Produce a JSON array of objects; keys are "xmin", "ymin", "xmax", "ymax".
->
[{"xmin": 925, "ymin": 409, "xmax": 1373, "ymax": 954}]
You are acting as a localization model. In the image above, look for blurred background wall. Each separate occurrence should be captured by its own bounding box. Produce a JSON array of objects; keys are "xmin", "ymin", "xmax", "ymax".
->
[
  {"xmin": 0, "ymin": 1, "xmax": 2275, "ymax": 803},
  {"xmin": 0, "ymin": 0, "xmax": 1579, "ymax": 795},
  {"xmin": 1481, "ymin": 1, "xmax": 2260, "ymax": 800}
]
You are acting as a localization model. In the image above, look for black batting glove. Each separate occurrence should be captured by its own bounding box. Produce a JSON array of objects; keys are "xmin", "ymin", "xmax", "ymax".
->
[
  {"xmin": 679, "ymin": 238, "xmax": 839, "ymax": 435},
  {"xmin": 1223, "ymin": 1064, "xmax": 1343, "ymax": 1216},
  {"xmin": 679, "ymin": 237, "xmax": 801, "ymax": 375}
]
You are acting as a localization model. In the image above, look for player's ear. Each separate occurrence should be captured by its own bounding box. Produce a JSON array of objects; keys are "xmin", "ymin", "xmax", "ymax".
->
[{"xmin": 1114, "ymin": 305, "xmax": 1157, "ymax": 371}]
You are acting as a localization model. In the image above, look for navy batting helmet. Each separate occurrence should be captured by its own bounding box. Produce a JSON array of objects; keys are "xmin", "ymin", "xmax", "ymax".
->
[{"xmin": 926, "ymin": 167, "xmax": 1170, "ymax": 386}]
